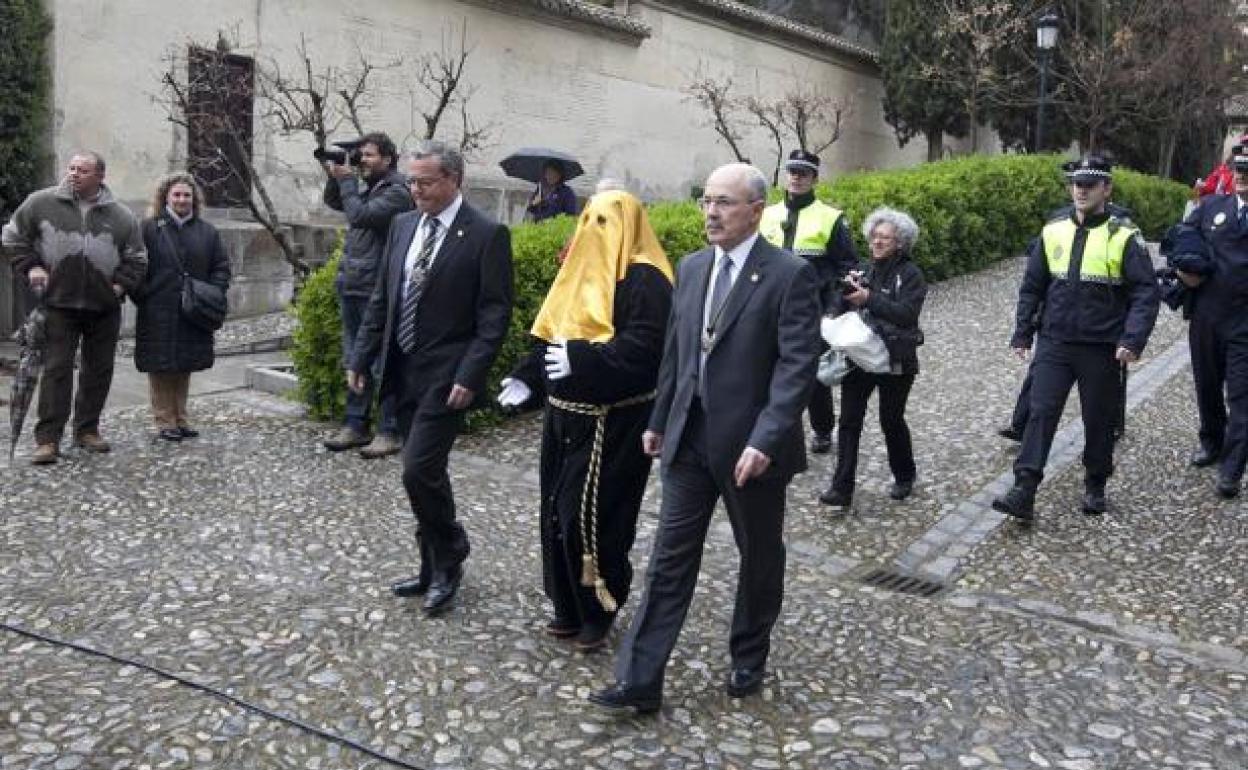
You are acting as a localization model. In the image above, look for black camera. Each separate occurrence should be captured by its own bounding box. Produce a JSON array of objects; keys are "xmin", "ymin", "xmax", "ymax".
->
[
  {"xmin": 839, "ymin": 274, "xmax": 861, "ymax": 296},
  {"xmin": 314, "ymin": 139, "xmax": 365, "ymax": 166}
]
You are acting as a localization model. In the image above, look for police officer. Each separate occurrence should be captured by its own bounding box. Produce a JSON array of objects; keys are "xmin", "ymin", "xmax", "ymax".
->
[
  {"xmin": 993, "ymin": 155, "xmax": 1160, "ymax": 520},
  {"xmin": 1174, "ymin": 143, "xmax": 1248, "ymax": 498},
  {"xmin": 760, "ymin": 149, "xmax": 860, "ymax": 454}
]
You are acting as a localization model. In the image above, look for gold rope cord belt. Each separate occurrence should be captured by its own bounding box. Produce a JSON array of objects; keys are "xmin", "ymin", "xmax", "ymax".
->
[{"xmin": 546, "ymin": 390, "xmax": 656, "ymax": 612}]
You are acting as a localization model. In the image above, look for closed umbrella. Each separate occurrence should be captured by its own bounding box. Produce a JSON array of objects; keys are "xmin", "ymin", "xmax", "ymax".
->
[{"xmin": 9, "ymin": 290, "xmax": 47, "ymax": 460}]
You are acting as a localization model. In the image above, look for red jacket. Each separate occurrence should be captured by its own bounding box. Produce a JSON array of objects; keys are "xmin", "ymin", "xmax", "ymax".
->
[{"xmin": 1197, "ymin": 163, "xmax": 1235, "ymax": 198}]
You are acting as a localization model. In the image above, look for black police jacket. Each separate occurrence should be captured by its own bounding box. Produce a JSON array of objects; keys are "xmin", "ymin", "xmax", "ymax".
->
[
  {"xmin": 1012, "ymin": 212, "xmax": 1159, "ymax": 355},
  {"xmin": 1182, "ymin": 194, "xmax": 1248, "ymax": 316}
]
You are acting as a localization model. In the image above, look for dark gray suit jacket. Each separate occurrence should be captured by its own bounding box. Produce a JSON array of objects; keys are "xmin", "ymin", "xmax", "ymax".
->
[
  {"xmin": 649, "ymin": 236, "xmax": 821, "ymax": 482},
  {"xmin": 351, "ymin": 201, "xmax": 513, "ymax": 414}
]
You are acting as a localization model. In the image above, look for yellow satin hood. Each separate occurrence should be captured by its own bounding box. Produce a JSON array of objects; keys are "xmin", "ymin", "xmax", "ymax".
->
[{"xmin": 531, "ymin": 190, "xmax": 673, "ymax": 344}]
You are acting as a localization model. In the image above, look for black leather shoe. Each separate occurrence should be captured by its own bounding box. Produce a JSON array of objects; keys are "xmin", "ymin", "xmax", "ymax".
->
[
  {"xmin": 587, "ymin": 682, "xmax": 661, "ymax": 715},
  {"xmin": 809, "ymin": 433, "xmax": 832, "ymax": 454},
  {"xmin": 1191, "ymin": 446, "xmax": 1220, "ymax": 468},
  {"xmin": 888, "ymin": 480, "xmax": 914, "ymax": 501},
  {"xmin": 992, "ymin": 485, "xmax": 1035, "ymax": 521},
  {"xmin": 996, "ymin": 425, "xmax": 1023, "ymax": 442},
  {"xmin": 391, "ymin": 573, "xmax": 431, "ymax": 597},
  {"xmin": 819, "ymin": 487, "xmax": 852, "ymax": 509},
  {"xmin": 422, "ymin": 565, "xmax": 463, "ymax": 616},
  {"xmin": 178, "ymin": 426, "xmax": 199, "ymax": 439},
  {"xmin": 158, "ymin": 428, "xmax": 183, "ymax": 442},
  {"xmin": 1082, "ymin": 480, "xmax": 1107, "ymax": 515},
  {"xmin": 725, "ymin": 667, "xmax": 765, "ymax": 698},
  {"xmin": 1216, "ymin": 476, "xmax": 1241, "ymax": 499}
]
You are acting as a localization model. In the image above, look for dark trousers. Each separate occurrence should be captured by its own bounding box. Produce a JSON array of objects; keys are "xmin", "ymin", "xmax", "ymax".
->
[
  {"xmin": 1216, "ymin": 313, "xmax": 1248, "ymax": 483},
  {"xmin": 614, "ymin": 403, "xmax": 787, "ymax": 696},
  {"xmin": 828, "ymin": 369, "xmax": 916, "ymax": 495},
  {"xmin": 808, "ymin": 379, "xmax": 835, "ymax": 436},
  {"xmin": 1189, "ymin": 311, "xmax": 1228, "ymax": 455},
  {"xmin": 35, "ymin": 306, "xmax": 121, "ymax": 445},
  {"xmin": 340, "ymin": 291, "xmax": 397, "ymax": 435},
  {"xmin": 1009, "ymin": 367, "xmax": 1034, "ymax": 434},
  {"xmin": 394, "ymin": 363, "xmax": 469, "ymax": 576},
  {"xmin": 1014, "ymin": 340, "xmax": 1118, "ymax": 486}
]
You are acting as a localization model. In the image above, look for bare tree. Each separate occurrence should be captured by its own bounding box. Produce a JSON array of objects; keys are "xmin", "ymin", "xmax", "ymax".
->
[
  {"xmin": 742, "ymin": 95, "xmax": 786, "ymax": 186},
  {"xmin": 776, "ymin": 81, "xmax": 854, "ymax": 156},
  {"xmin": 683, "ymin": 69, "xmax": 751, "ymax": 162},
  {"xmin": 159, "ymin": 34, "xmax": 308, "ymax": 276},
  {"xmin": 404, "ymin": 22, "xmax": 496, "ymax": 157}
]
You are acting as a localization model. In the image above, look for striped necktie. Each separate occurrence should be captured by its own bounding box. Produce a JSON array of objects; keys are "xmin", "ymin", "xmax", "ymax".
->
[{"xmin": 397, "ymin": 217, "xmax": 440, "ymax": 354}]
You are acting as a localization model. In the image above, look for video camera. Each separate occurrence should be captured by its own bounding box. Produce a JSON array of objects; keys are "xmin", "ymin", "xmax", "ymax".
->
[{"xmin": 314, "ymin": 138, "xmax": 365, "ymax": 167}]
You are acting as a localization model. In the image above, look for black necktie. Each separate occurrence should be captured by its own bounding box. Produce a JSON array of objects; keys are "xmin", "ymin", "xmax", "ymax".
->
[{"xmin": 397, "ymin": 217, "xmax": 440, "ymax": 354}]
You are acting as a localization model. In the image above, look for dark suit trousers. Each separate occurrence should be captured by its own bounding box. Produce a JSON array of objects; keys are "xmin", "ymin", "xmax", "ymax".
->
[
  {"xmin": 1189, "ymin": 310, "xmax": 1228, "ymax": 455},
  {"xmin": 614, "ymin": 402, "xmax": 787, "ymax": 695},
  {"xmin": 394, "ymin": 355, "xmax": 469, "ymax": 574},
  {"xmin": 1014, "ymin": 340, "xmax": 1118, "ymax": 486}
]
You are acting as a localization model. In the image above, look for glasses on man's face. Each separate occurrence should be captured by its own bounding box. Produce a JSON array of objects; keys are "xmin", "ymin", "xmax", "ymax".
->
[
  {"xmin": 406, "ymin": 174, "xmax": 447, "ymax": 190},
  {"xmin": 698, "ymin": 196, "xmax": 750, "ymax": 211}
]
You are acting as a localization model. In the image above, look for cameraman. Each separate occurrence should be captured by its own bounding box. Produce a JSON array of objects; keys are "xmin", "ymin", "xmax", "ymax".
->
[{"xmin": 322, "ymin": 132, "xmax": 413, "ymax": 458}]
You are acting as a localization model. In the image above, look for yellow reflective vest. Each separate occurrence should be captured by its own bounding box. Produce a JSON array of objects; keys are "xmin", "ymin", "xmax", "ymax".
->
[
  {"xmin": 1041, "ymin": 216, "xmax": 1137, "ymax": 284},
  {"xmin": 760, "ymin": 199, "xmax": 843, "ymax": 258}
]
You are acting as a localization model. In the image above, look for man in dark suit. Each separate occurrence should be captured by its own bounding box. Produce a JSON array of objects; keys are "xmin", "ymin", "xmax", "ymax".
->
[
  {"xmin": 349, "ymin": 140, "xmax": 514, "ymax": 616},
  {"xmin": 589, "ymin": 163, "xmax": 821, "ymax": 714}
]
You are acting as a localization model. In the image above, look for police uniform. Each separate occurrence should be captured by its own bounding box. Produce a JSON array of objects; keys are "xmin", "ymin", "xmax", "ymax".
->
[
  {"xmin": 993, "ymin": 156, "xmax": 1160, "ymax": 520},
  {"xmin": 759, "ymin": 150, "xmax": 860, "ymax": 451},
  {"xmin": 1178, "ymin": 146, "xmax": 1248, "ymax": 497}
]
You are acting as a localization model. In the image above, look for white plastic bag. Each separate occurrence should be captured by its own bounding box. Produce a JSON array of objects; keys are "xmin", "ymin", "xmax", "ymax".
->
[
  {"xmin": 821, "ymin": 312, "xmax": 891, "ymax": 374},
  {"xmin": 817, "ymin": 349, "xmax": 852, "ymax": 386}
]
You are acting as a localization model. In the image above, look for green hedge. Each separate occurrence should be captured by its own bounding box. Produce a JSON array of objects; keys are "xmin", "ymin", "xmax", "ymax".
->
[
  {"xmin": 292, "ymin": 155, "xmax": 1189, "ymax": 423},
  {"xmin": 821, "ymin": 153, "xmax": 1189, "ymax": 281}
]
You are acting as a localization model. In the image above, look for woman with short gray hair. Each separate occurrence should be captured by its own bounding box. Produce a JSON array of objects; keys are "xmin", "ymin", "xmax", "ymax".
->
[{"xmin": 820, "ymin": 206, "xmax": 927, "ymax": 511}]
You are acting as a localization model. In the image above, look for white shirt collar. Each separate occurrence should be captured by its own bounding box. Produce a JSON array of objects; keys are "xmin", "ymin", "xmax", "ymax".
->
[
  {"xmin": 425, "ymin": 193, "xmax": 464, "ymax": 232},
  {"xmin": 714, "ymin": 232, "xmax": 759, "ymax": 271}
]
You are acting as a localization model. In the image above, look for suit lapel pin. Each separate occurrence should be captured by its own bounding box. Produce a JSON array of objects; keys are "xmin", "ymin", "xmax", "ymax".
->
[
  {"xmin": 750, "ymin": 273, "xmax": 760, "ymax": 283},
  {"xmin": 457, "ymin": 229, "xmax": 464, "ymax": 238}
]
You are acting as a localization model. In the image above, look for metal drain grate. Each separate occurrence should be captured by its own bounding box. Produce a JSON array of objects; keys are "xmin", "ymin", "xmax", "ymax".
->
[{"xmin": 857, "ymin": 567, "xmax": 949, "ymax": 598}]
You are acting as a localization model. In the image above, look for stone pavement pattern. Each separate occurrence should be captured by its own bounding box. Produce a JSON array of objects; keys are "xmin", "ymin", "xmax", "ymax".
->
[{"xmin": 2, "ymin": 258, "xmax": 1245, "ymax": 769}]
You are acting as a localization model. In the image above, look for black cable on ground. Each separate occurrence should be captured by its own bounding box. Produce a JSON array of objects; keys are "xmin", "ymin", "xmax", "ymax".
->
[{"xmin": 2, "ymin": 621, "xmax": 428, "ymax": 770}]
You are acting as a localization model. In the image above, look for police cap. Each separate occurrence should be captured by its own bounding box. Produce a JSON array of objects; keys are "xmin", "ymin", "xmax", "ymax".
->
[
  {"xmin": 1062, "ymin": 154, "xmax": 1113, "ymax": 183},
  {"xmin": 784, "ymin": 149, "xmax": 821, "ymax": 174},
  {"xmin": 1230, "ymin": 143, "xmax": 1248, "ymax": 171}
]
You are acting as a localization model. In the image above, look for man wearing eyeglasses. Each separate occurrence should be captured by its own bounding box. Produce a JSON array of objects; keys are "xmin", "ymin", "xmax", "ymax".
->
[
  {"xmin": 589, "ymin": 163, "xmax": 821, "ymax": 715},
  {"xmin": 348, "ymin": 140, "xmax": 514, "ymax": 616},
  {"xmin": 993, "ymin": 155, "xmax": 1159, "ymax": 522}
]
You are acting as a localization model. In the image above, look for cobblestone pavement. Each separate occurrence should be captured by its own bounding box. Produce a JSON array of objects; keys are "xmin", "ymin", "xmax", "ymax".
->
[{"xmin": 2, "ymin": 259, "xmax": 1244, "ymax": 769}]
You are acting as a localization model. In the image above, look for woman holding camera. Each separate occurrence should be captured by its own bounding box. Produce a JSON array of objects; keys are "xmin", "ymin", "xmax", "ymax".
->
[
  {"xmin": 819, "ymin": 207, "xmax": 927, "ymax": 510},
  {"xmin": 132, "ymin": 172, "xmax": 231, "ymax": 441}
]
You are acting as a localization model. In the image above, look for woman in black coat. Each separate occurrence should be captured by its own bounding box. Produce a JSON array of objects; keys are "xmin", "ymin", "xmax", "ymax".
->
[
  {"xmin": 133, "ymin": 173, "xmax": 231, "ymax": 441},
  {"xmin": 820, "ymin": 207, "xmax": 927, "ymax": 510}
]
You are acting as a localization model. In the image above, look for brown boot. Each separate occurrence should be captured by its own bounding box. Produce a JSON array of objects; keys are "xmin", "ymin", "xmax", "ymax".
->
[
  {"xmin": 323, "ymin": 426, "xmax": 371, "ymax": 452},
  {"xmin": 74, "ymin": 433, "xmax": 112, "ymax": 453},
  {"xmin": 31, "ymin": 443, "xmax": 59, "ymax": 465},
  {"xmin": 359, "ymin": 433, "xmax": 402, "ymax": 459}
]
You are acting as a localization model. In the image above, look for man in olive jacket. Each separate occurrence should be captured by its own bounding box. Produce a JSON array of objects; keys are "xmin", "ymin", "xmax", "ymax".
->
[
  {"xmin": 322, "ymin": 131, "xmax": 414, "ymax": 458},
  {"xmin": 1, "ymin": 151, "xmax": 146, "ymax": 464}
]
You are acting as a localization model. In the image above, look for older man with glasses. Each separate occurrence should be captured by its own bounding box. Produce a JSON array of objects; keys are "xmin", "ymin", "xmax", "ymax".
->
[{"xmin": 588, "ymin": 162, "xmax": 821, "ymax": 715}]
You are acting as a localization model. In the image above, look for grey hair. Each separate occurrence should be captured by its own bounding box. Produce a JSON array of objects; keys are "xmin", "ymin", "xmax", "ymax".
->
[
  {"xmin": 709, "ymin": 162, "xmax": 768, "ymax": 203},
  {"xmin": 71, "ymin": 150, "xmax": 106, "ymax": 175},
  {"xmin": 408, "ymin": 140, "xmax": 464, "ymax": 184},
  {"xmin": 862, "ymin": 207, "xmax": 920, "ymax": 252},
  {"xmin": 595, "ymin": 177, "xmax": 627, "ymax": 194}
]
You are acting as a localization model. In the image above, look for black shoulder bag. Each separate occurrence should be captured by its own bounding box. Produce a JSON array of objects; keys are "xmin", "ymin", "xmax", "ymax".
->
[{"xmin": 161, "ymin": 222, "xmax": 227, "ymax": 332}]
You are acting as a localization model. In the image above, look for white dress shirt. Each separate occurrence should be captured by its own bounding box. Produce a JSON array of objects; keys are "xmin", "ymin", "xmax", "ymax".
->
[{"xmin": 402, "ymin": 193, "xmax": 464, "ymax": 299}]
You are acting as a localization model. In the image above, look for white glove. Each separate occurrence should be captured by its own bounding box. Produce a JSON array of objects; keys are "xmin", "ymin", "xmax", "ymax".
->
[
  {"xmin": 544, "ymin": 341, "xmax": 572, "ymax": 380},
  {"xmin": 497, "ymin": 377, "xmax": 532, "ymax": 408}
]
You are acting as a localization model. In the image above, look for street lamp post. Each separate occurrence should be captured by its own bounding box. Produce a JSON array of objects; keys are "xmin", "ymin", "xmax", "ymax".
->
[{"xmin": 1035, "ymin": 12, "xmax": 1060, "ymax": 152}]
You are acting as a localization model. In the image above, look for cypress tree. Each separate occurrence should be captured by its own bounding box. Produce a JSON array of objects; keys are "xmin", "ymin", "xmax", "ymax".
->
[{"xmin": 0, "ymin": 0, "xmax": 53, "ymax": 218}]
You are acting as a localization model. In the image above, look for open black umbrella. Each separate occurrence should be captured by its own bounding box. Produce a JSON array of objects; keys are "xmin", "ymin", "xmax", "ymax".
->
[
  {"xmin": 9, "ymin": 290, "xmax": 47, "ymax": 460},
  {"xmin": 499, "ymin": 147, "xmax": 584, "ymax": 184}
]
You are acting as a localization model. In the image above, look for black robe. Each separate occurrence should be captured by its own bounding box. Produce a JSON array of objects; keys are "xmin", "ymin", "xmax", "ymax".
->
[{"xmin": 512, "ymin": 263, "xmax": 672, "ymax": 628}]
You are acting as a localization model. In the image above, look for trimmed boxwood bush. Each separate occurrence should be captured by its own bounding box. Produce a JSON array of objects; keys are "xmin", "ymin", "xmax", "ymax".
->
[{"xmin": 292, "ymin": 155, "xmax": 1189, "ymax": 423}]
